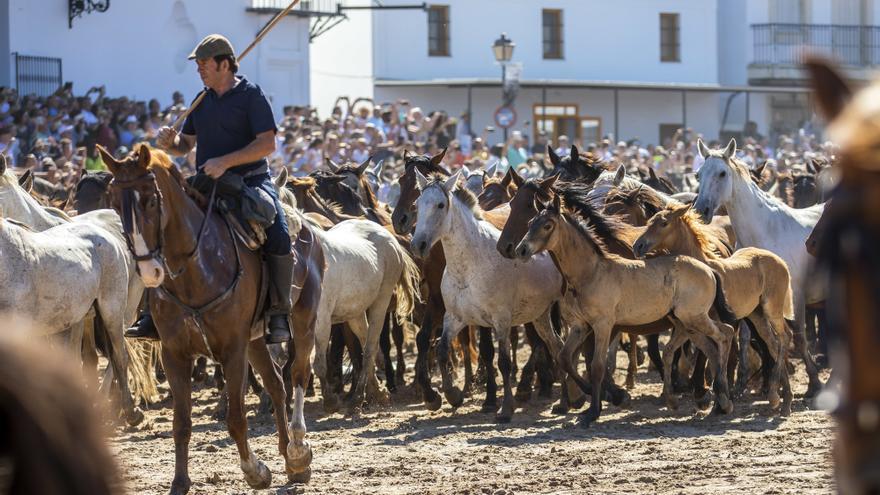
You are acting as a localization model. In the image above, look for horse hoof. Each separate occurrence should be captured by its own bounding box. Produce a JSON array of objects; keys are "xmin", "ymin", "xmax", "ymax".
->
[
  {"xmin": 425, "ymin": 392, "xmax": 443, "ymax": 411},
  {"xmin": 714, "ymin": 395, "xmax": 734, "ymax": 415},
  {"xmin": 244, "ymin": 460, "xmax": 272, "ymax": 489},
  {"xmin": 168, "ymin": 475, "xmax": 191, "ymax": 495},
  {"xmin": 804, "ymin": 382, "xmax": 822, "ymax": 399},
  {"xmin": 611, "ymin": 389, "xmax": 630, "ymax": 407},
  {"xmin": 322, "ymin": 395, "xmax": 340, "ymax": 415},
  {"xmin": 480, "ymin": 400, "xmax": 498, "ymax": 414},
  {"xmin": 665, "ymin": 396, "xmax": 680, "ymax": 411},
  {"xmin": 768, "ymin": 394, "xmax": 782, "ymax": 411},
  {"xmin": 570, "ymin": 395, "xmax": 587, "ymax": 410},
  {"xmin": 551, "ymin": 402, "xmax": 570, "ymax": 415},
  {"xmin": 514, "ymin": 387, "xmax": 532, "ymax": 403},
  {"xmin": 694, "ymin": 392, "xmax": 713, "ymax": 411},
  {"xmin": 126, "ymin": 407, "xmax": 145, "ymax": 427},
  {"xmin": 288, "ymin": 467, "xmax": 311, "ymax": 484},
  {"xmin": 445, "ymin": 387, "xmax": 464, "ymax": 408},
  {"xmin": 495, "ymin": 413, "xmax": 512, "ymax": 424},
  {"xmin": 287, "ymin": 441, "xmax": 313, "ymax": 471},
  {"xmin": 576, "ymin": 413, "xmax": 596, "ymax": 429},
  {"xmin": 781, "ymin": 403, "xmax": 792, "ymax": 417}
]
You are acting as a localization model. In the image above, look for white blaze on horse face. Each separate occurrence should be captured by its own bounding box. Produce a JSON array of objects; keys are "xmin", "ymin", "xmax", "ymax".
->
[
  {"xmin": 130, "ymin": 191, "xmax": 164, "ymax": 287},
  {"xmin": 694, "ymin": 156, "xmax": 734, "ymax": 222},
  {"xmin": 411, "ymin": 185, "xmax": 448, "ymax": 258}
]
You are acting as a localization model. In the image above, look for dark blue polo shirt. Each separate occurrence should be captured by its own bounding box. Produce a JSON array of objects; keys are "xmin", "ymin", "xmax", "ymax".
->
[{"xmin": 182, "ymin": 76, "xmax": 276, "ymax": 175}]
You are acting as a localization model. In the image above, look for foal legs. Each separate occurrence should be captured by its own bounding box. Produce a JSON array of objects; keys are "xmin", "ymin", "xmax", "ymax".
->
[{"xmin": 579, "ymin": 321, "xmax": 612, "ymax": 427}]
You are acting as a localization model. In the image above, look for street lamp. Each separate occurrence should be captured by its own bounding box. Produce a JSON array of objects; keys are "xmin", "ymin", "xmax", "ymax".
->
[{"xmin": 492, "ymin": 33, "xmax": 515, "ymax": 141}]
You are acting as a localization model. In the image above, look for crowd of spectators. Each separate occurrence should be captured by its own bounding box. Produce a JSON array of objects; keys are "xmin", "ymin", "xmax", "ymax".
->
[{"xmin": 0, "ymin": 84, "xmax": 836, "ymax": 202}]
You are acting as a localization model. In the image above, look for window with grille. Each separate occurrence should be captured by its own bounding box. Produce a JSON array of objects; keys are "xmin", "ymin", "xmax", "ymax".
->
[
  {"xmin": 543, "ymin": 9, "xmax": 564, "ymax": 59},
  {"xmin": 428, "ymin": 5, "xmax": 450, "ymax": 57},
  {"xmin": 660, "ymin": 13, "xmax": 680, "ymax": 62}
]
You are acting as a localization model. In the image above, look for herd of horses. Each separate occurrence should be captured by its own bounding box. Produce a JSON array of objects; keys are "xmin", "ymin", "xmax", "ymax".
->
[{"xmin": 1, "ymin": 58, "xmax": 877, "ymax": 494}]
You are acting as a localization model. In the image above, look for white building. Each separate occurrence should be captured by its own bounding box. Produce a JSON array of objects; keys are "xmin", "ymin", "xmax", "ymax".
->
[
  {"xmin": 312, "ymin": 0, "xmax": 880, "ymax": 147},
  {"xmin": 0, "ymin": 0, "xmax": 319, "ymax": 115}
]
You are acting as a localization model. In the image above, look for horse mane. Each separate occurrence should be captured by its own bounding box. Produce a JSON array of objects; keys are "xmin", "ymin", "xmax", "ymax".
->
[
  {"xmin": 559, "ymin": 205, "xmax": 609, "ymax": 258},
  {"xmin": 676, "ymin": 207, "xmax": 723, "ymax": 259},
  {"xmin": 426, "ymin": 173, "xmax": 483, "ymax": 220},
  {"xmin": 541, "ymin": 181, "xmax": 633, "ymax": 255},
  {"xmin": 406, "ymin": 155, "xmax": 450, "ymax": 176},
  {"xmin": 605, "ymin": 185, "xmax": 667, "ymax": 220},
  {"xmin": 287, "ymin": 176, "xmax": 347, "ymax": 219}
]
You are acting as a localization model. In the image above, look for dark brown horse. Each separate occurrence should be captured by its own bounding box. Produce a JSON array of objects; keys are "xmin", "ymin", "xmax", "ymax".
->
[
  {"xmin": 101, "ymin": 144, "xmax": 309, "ymax": 494},
  {"xmin": 807, "ymin": 57, "xmax": 880, "ymax": 493},
  {"xmin": 547, "ymin": 145, "xmax": 606, "ymax": 183},
  {"xmin": 73, "ymin": 170, "xmax": 113, "ymax": 213}
]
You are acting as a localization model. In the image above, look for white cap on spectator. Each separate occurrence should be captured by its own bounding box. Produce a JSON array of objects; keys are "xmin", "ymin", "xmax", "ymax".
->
[
  {"xmin": 125, "ymin": 115, "xmax": 137, "ymax": 124},
  {"xmin": 58, "ymin": 124, "xmax": 74, "ymax": 135}
]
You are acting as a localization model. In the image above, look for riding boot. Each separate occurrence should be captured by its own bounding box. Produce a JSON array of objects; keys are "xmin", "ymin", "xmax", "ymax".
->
[
  {"xmin": 125, "ymin": 309, "xmax": 160, "ymax": 340},
  {"xmin": 265, "ymin": 253, "xmax": 295, "ymax": 344}
]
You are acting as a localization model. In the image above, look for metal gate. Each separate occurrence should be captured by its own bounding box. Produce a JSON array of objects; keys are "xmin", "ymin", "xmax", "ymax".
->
[{"xmin": 12, "ymin": 53, "xmax": 63, "ymax": 97}]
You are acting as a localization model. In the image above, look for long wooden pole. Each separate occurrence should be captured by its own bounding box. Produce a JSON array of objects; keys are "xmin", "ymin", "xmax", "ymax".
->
[{"xmin": 171, "ymin": 0, "xmax": 302, "ymax": 131}]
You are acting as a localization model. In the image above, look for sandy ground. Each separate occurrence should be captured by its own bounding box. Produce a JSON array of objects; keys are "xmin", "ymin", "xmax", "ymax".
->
[{"xmin": 112, "ymin": 346, "xmax": 835, "ymax": 495}]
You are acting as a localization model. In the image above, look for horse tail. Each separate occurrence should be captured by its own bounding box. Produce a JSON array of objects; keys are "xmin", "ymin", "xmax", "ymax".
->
[
  {"xmin": 124, "ymin": 340, "xmax": 160, "ymax": 405},
  {"xmin": 783, "ymin": 281, "xmax": 795, "ymax": 321},
  {"xmin": 393, "ymin": 245, "xmax": 422, "ymax": 324},
  {"xmin": 712, "ymin": 271, "xmax": 738, "ymax": 326},
  {"xmin": 550, "ymin": 301, "xmax": 564, "ymax": 336},
  {"xmin": 94, "ymin": 304, "xmax": 159, "ymax": 405}
]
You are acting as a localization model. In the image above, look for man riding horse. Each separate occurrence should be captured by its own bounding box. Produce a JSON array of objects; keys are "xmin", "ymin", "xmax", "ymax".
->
[{"xmin": 126, "ymin": 34, "xmax": 294, "ymax": 344}]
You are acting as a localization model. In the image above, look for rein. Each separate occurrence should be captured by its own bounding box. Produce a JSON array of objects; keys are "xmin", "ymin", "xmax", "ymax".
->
[
  {"xmin": 112, "ymin": 172, "xmax": 218, "ymax": 279},
  {"xmin": 112, "ymin": 171, "xmax": 242, "ymax": 359}
]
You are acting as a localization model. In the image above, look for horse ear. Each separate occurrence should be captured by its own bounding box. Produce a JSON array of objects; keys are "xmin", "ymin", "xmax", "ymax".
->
[
  {"xmin": 18, "ymin": 169, "xmax": 33, "ymax": 191},
  {"xmin": 430, "ymin": 147, "xmax": 447, "ymax": 166},
  {"xmin": 442, "ymin": 169, "xmax": 460, "ymax": 193},
  {"xmin": 136, "ymin": 143, "xmax": 152, "ymax": 170},
  {"xmin": 509, "ymin": 166, "xmax": 524, "ymax": 188},
  {"xmin": 372, "ymin": 160, "xmax": 384, "ymax": 178},
  {"xmin": 462, "ymin": 164, "xmax": 471, "ymax": 176},
  {"xmin": 97, "ymin": 144, "xmax": 121, "ymax": 174},
  {"xmin": 804, "ymin": 56, "xmax": 852, "ymax": 122},
  {"xmin": 722, "ymin": 139, "xmax": 737, "ymax": 161},
  {"xmin": 403, "ymin": 149, "xmax": 412, "ymax": 161},
  {"xmin": 275, "ymin": 167, "xmax": 289, "ymax": 189},
  {"xmin": 415, "ymin": 168, "xmax": 429, "ymax": 190},
  {"xmin": 547, "ymin": 145, "xmax": 560, "ymax": 165},
  {"xmin": 570, "ymin": 144, "xmax": 579, "ymax": 159},
  {"xmin": 551, "ymin": 192, "xmax": 562, "ymax": 212},
  {"xmin": 754, "ymin": 161, "xmax": 767, "ymax": 176},
  {"xmin": 696, "ymin": 139, "xmax": 710, "ymax": 159},
  {"xmin": 482, "ymin": 171, "xmax": 489, "ymax": 186},
  {"xmin": 648, "ymin": 167, "xmax": 658, "ymax": 180},
  {"xmin": 539, "ymin": 173, "xmax": 559, "ymax": 193},
  {"xmin": 637, "ymin": 168, "xmax": 648, "ymax": 180},
  {"xmin": 613, "ymin": 164, "xmax": 626, "ymax": 186},
  {"xmin": 325, "ymin": 158, "xmax": 341, "ymax": 173},
  {"xmin": 355, "ymin": 156, "xmax": 371, "ymax": 176}
]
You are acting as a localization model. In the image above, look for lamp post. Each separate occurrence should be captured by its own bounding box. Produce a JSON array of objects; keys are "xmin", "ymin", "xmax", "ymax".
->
[{"xmin": 493, "ymin": 33, "xmax": 515, "ymax": 141}]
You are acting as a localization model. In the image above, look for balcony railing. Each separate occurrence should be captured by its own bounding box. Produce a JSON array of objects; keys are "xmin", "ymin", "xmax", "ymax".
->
[
  {"xmin": 752, "ymin": 23, "xmax": 880, "ymax": 66},
  {"xmin": 249, "ymin": 0, "xmax": 339, "ymax": 16}
]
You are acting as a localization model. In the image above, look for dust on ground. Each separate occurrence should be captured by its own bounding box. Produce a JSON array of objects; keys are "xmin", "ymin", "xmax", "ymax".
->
[{"xmin": 112, "ymin": 348, "xmax": 834, "ymax": 495}]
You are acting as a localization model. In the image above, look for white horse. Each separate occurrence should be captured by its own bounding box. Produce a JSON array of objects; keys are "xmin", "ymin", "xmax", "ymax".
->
[
  {"xmin": 590, "ymin": 164, "xmax": 678, "ymax": 206},
  {"xmin": 693, "ymin": 138, "xmax": 825, "ymax": 396},
  {"xmin": 463, "ymin": 162, "xmax": 497, "ymax": 196},
  {"xmin": 273, "ymin": 176, "xmax": 420, "ymax": 413},
  {"xmin": 410, "ymin": 170, "xmax": 564, "ymax": 423},
  {"xmin": 0, "ymin": 157, "xmax": 148, "ymax": 410}
]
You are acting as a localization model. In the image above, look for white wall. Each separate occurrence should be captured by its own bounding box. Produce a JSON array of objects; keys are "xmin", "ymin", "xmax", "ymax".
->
[
  {"xmin": 374, "ymin": 84, "xmax": 721, "ymax": 147},
  {"xmin": 309, "ymin": 0, "xmax": 375, "ymax": 116},
  {"xmin": 8, "ymin": 0, "xmax": 309, "ymax": 114},
  {"xmin": 372, "ymin": 0, "xmax": 718, "ymax": 85}
]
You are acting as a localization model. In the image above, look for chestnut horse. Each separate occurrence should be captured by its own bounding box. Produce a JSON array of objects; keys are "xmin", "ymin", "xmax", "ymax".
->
[
  {"xmin": 101, "ymin": 144, "xmax": 309, "ymax": 494},
  {"xmin": 806, "ymin": 57, "xmax": 880, "ymax": 493}
]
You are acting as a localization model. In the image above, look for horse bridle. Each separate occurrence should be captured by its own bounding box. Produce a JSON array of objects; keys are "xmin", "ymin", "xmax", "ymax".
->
[{"xmin": 111, "ymin": 172, "xmax": 217, "ymax": 280}]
